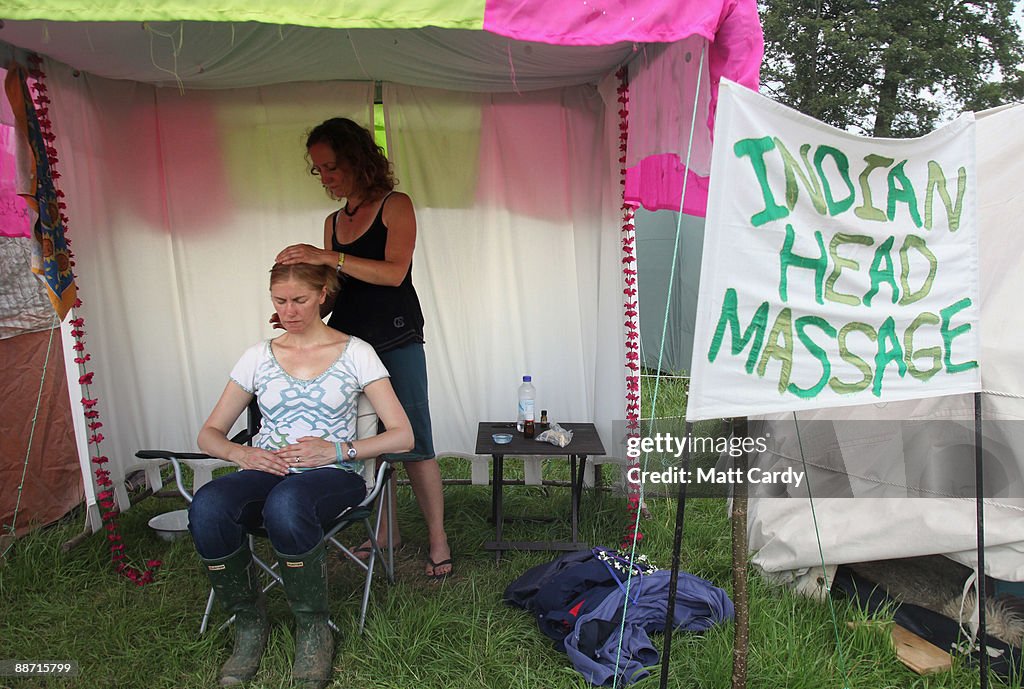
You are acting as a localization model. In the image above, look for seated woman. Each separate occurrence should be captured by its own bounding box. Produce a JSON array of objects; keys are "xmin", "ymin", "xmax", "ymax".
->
[{"xmin": 189, "ymin": 262, "xmax": 413, "ymax": 689}]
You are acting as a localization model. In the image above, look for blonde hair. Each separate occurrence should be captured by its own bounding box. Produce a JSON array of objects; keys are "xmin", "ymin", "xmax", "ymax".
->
[{"xmin": 270, "ymin": 263, "xmax": 340, "ymax": 297}]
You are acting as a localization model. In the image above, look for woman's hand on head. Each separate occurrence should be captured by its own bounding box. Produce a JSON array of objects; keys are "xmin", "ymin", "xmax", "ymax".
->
[
  {"xmin": 275, "ymin": 437, "xmax": 337, "ymax": 468},
  {"xmin": 233, "ymin": 446, "xmax": 291, "ymax": 476},
  {"xmin": 276, "ymin": 243, "xmax": 332, "ymax": 266}
]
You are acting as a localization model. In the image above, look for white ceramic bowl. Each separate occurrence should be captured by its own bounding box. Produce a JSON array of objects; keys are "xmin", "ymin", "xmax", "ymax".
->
[{"xmin": 148, "ymin": 508, "xmax": 191, "ymax": 542}]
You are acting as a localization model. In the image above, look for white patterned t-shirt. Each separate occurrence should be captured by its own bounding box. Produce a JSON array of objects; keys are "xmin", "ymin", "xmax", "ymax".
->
[{"xmin": 229, "ymin": 336, "xmax": 389, "ymax": 472}]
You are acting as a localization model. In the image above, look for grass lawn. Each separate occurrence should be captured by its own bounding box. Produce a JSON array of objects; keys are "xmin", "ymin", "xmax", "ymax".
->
[
  {"xmin": 1, "ymin": 455, "xmax": 1013, "ymax": 689},
  {"xmin": 1, "ymin": 374, "xmax": 1017, "ymax": 687}
]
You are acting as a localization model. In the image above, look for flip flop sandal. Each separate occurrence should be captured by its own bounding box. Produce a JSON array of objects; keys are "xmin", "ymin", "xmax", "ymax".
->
[
  {"xmin": 425, "ymin": 557, "xmax": 453, "ymax": 580},
  {"xmin": 350, "ymin": 545, "xmax": 375, "ymax": 561}
]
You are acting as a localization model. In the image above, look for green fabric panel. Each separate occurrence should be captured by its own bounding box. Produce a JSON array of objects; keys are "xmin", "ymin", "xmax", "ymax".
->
[
  {"xmin": 2, "ymin": 0, "xmax": 486, "ymax": 30},
  {"xmin": 374, "ymin": 103, "xmax": 387, "ymax": 157}
]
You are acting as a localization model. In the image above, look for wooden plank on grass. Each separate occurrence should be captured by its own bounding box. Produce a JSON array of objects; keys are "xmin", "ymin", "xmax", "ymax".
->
[{"xmin": 891, "ymin": 623, "xmax": 952, "ymax": 675}]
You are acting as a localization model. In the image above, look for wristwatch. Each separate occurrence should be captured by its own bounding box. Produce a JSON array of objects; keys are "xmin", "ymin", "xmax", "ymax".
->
[{"xmin": 344, "ymin": 441, "xmax": 358, "ymax": 460}]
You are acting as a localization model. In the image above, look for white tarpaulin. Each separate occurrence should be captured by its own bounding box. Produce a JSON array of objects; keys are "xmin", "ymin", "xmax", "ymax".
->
[
  {"xmin": 688, "ymin": 80, "xmax": 981, "ymax": 421},
  {"xmin": 745, "ymin": 102, "xmax": 1024, "ymax": 583}
]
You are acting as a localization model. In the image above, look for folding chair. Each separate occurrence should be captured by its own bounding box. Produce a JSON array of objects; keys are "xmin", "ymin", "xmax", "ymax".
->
[{"xmin": 136, "ymin": 394, "xmax": 396, "ymax": 635}]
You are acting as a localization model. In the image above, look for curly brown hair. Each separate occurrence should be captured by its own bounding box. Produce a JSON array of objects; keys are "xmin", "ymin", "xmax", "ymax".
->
[
  {"xmin": 270, "ymin": 262, "xmax": 340, "ymax": 297},
  {"xmin": 305, "ymin": 118, "xmax": 396, "ymax": 199}
]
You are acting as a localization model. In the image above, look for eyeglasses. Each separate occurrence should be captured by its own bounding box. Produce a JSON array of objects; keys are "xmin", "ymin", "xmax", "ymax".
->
[{"xmin": 310, "ymin": 162, "xmax": 338, "ymax": 177}]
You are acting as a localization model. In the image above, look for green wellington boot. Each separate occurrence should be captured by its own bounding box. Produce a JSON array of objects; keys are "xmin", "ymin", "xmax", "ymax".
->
[
  {"xmin": 202, "ymin": 545, "xmax": 270, "ymax": 686},
  {"xmin": 276, "ymin": 543, "xmax": 335, "ymax": 689}
]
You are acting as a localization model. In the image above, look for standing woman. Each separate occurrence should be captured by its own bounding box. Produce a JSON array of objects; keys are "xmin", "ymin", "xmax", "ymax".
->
[{"xmin": 276, "ymin": 117, "xmax": 451, "ymax": 579}]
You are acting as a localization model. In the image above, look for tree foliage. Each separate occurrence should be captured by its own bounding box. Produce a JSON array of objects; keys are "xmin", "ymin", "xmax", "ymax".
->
[{"xmin": 759, "ymin": 0, "xmax": 1024, "ymax": 137}]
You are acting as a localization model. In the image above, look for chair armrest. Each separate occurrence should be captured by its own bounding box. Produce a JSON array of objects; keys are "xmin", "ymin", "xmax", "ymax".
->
[
  {"xmin": 133, "ymin": 451, "xmax": 197, "ymax": 503},
  {"xmin": 135, "ymin": 449, "xmax": 237, "ymax": 504},
  {"xmin": 134, "ymin": 422, "xmax": 251, "ymax": 499},
  {"xmin": 361, "ymin": 460, "xmax": 394, "ymax": 507},
  {"xmin": 136, "ymin": 449, "xmax": 214, "ymax": 461}
]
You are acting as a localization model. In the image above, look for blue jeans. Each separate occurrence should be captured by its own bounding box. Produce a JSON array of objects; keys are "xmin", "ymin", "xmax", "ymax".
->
[{"xmin": 188, "ymin": 468, "xmax": 366, "ymax": 559}]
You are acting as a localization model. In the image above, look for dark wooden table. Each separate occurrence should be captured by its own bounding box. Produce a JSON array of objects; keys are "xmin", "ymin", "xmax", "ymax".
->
[{"xmin": 475, "ymin": 421, "xmax": 606, "ymax": 560}]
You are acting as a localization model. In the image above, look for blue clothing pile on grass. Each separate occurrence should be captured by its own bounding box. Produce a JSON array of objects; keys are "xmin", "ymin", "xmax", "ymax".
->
[{"xmin": 504, "ymin": 547, "xmax": 734, "ymax": 686}]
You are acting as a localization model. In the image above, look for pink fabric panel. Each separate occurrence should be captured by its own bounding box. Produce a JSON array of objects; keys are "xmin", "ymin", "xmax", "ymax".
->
[
  {"xmin": 625, "ymin": 0, "xmax": 762, "ymax": 216},
  {"xmin": 626, "ymin": 39, "xmax": 713, "ymax": 174},
  {"xmin": 624, "ymin": 153, "xmax": 708, "ymax": 216},
  {"xmin": 484, "ymin": 0, "xmax": 729, "ymax": 46},
  {"xmin": 707, "ymin": 0, "xmax": 764, "ymax": 123},
  {"xmin": 0, "ymin": 126, "xmax": 32, "ymax": 238},
  {"xmin": 484, "ymin": 0, "xmax": 762, "ymax": 216}
]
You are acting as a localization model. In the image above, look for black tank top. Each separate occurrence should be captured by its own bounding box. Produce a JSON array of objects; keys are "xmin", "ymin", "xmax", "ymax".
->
[{"xmin": 328, "ymin": 194, "xmax": 425, "ymax": 352}]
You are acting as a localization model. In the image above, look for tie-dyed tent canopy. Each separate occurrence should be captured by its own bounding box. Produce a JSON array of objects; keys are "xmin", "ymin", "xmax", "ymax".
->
[
  {"xmin": 2, "ymin": 0, "xmax": 763, "ymax": 212},
  {"xmin": 0, "ymin": 1, "xmax": 763, "ymax": 532}
]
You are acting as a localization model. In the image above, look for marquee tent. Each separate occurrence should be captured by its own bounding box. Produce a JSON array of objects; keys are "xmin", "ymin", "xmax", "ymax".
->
[{"xmin": 0, "ymin": 1, "xmax": 764, "ymax": 529}]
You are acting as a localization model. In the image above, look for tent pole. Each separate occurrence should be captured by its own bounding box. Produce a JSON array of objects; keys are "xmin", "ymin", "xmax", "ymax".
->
[
  {"xmin": 731, "ymin": 417, "xmax": 749, "ymax": 689},
  {"xmin": 975, "ymin": 391, "xmax": 988, "ymax": 689},
  {"xmin": 658, "ymin": 421, "xmax": 692, "ymax": 689}
]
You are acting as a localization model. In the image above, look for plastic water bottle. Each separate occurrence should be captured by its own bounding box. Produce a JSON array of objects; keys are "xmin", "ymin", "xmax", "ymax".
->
[{"xmin": 516, "ymin": 375, "xmax": 536, "ymax": 435}]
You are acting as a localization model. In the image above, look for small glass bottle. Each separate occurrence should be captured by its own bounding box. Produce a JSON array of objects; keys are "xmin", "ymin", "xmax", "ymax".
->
[{"xmin": 539, "ymin": 409, "xmax": 548, "ymax": 429}]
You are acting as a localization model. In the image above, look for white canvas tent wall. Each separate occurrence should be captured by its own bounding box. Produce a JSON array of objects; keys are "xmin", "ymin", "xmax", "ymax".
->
[
  {"xmin": 0, "ymin": 2, "xmax": 763, "ymax": 529},
  {"xmin": 744, "ymin": 103, "xmax": 1024, "ymax": 586}
]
